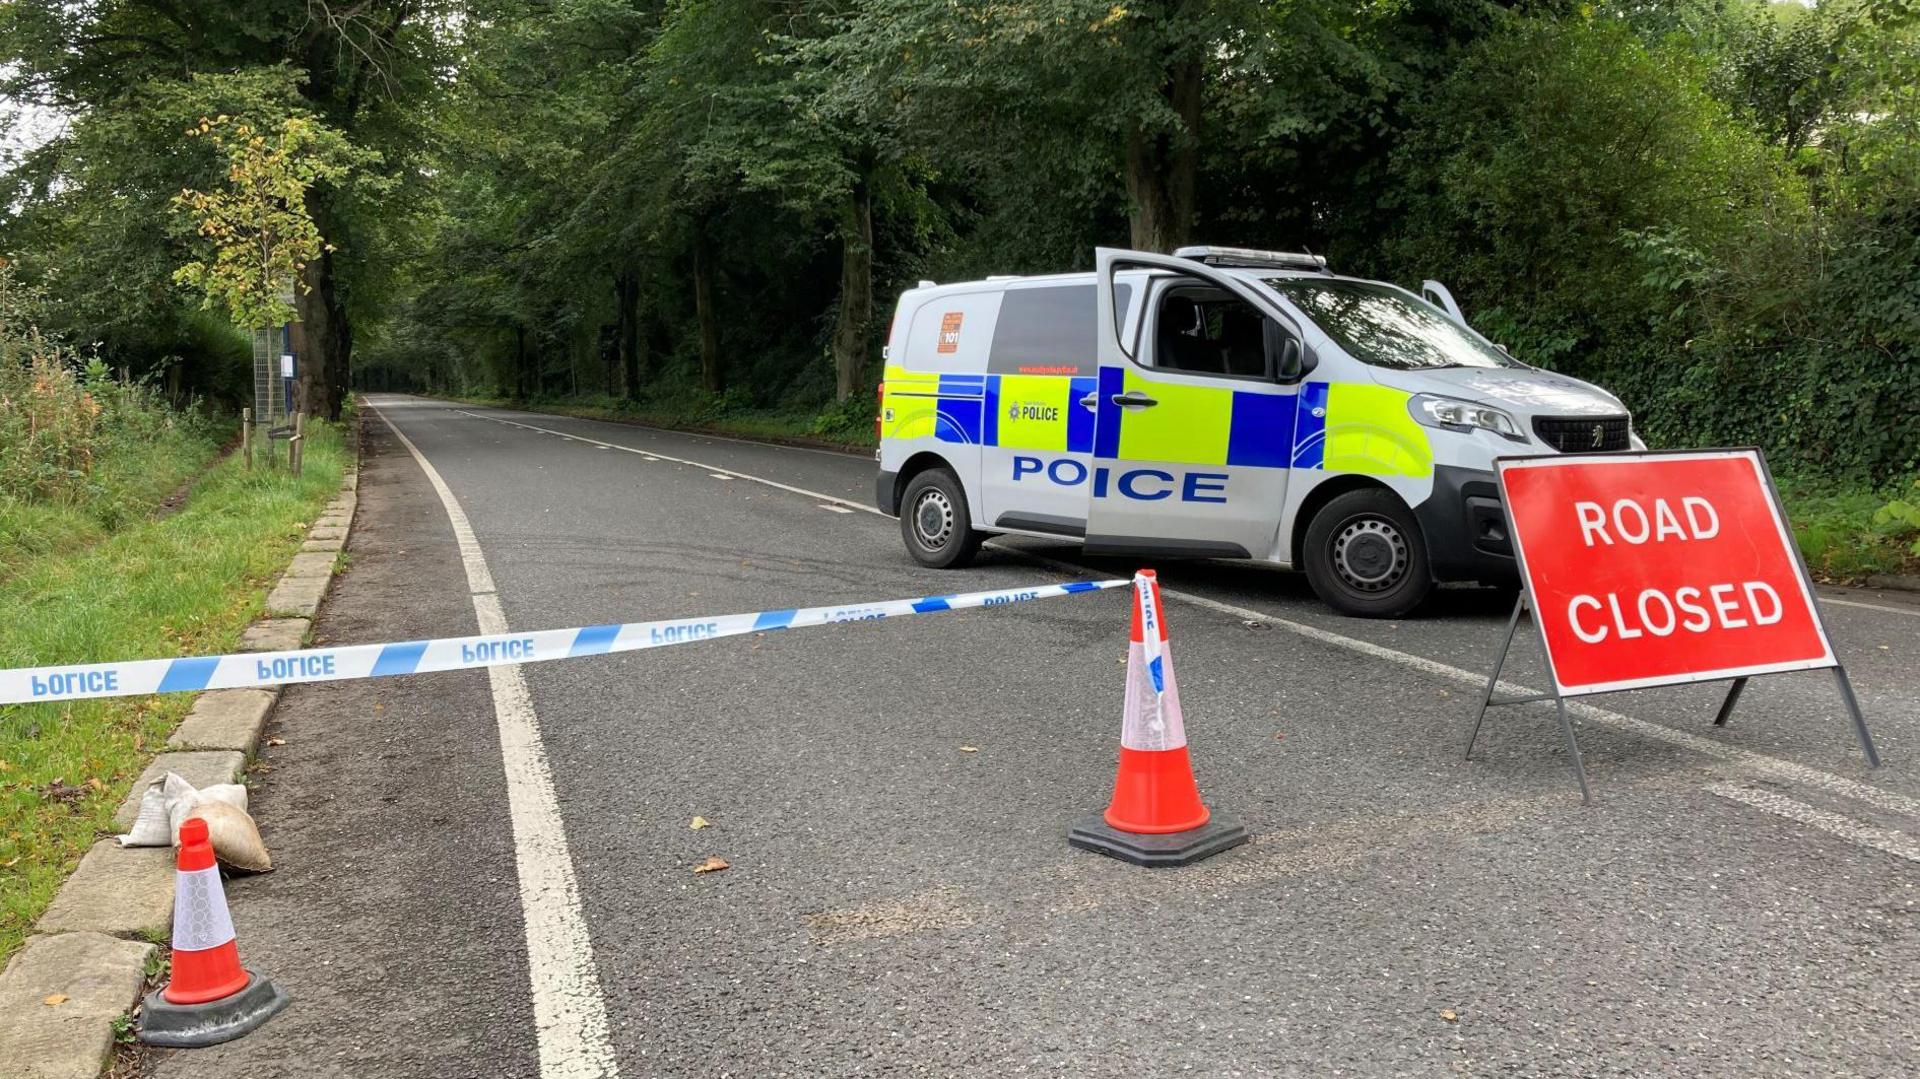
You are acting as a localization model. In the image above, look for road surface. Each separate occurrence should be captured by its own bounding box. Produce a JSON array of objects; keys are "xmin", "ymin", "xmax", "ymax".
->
[{"xmin": 151, "ymin": 395, "xmax": 1920, "ymax": 1078}]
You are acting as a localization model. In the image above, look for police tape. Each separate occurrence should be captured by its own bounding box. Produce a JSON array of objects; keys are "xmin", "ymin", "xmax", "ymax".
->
[{"xmin": 0, "ymin": 578, "xmax": 1128, "ymax": 706}]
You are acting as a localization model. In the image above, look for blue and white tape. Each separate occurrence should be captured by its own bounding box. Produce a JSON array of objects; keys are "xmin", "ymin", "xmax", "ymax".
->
[
  {"xmin": 1135, "ymin": 573, "xmax": 1165, "ymax": 696},
  {"xmin": 0, "ymin": 579, "xmax": 1127, "ymax": 706}
]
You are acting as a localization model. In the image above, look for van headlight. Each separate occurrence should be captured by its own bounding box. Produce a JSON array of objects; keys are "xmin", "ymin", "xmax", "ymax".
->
[{"xmin": 1408, "ymin": 394, "xmax": 1526, "ymax": 441}]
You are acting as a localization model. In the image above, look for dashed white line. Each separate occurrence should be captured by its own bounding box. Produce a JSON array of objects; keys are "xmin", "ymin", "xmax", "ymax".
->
[
  {"xmin": 451, "ymin": 402, "xmax": 1920, "ymax": 829},
  {"xmin": 819, "ymin": 504, "xmax": 855, "ymax": 514},
  {"xmin": 375, "ymin": 402, "xmax": 619, "ymax": 1079}
]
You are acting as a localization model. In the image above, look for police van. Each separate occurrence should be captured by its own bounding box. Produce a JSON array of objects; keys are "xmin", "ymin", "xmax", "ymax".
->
[{"xmin": 873, "ymin": 246, "xmax": 1640, "ymax": 617}]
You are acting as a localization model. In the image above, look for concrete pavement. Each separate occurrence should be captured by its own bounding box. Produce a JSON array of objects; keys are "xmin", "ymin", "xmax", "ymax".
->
[{"xmin": 151, "ymin": 395, "xmax": 1920, "ymax": 1078}]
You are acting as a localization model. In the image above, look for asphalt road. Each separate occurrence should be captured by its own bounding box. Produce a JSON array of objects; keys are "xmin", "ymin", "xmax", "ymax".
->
[{"xmin": 154, "ymin": 395, "xmax": 1920, "ymax": 1078}]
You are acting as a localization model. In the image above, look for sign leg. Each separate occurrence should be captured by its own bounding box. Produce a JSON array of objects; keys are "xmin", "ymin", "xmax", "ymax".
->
[
  {"xmin": 1832, "ymin": 666, "xmax": 1882, "ymax": 768},
  {"xmin": 1467, "ymin": 595, "xmax": 1527, "ymax": 761},
  {"xmin": 1712, "ymin": 677, "xmax": 1748, "ymax": 728},
  {"xmin": 1554, "ymin": 696, "xmax": 1593, "ymax": 805}
]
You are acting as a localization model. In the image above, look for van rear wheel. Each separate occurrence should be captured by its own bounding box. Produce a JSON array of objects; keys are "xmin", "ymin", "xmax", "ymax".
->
[
  {"xmin": 1302, "ymin": 489, "xmax": 1433, "ymax": 618},
  {"xmin": 900, "ymin": 469, "xmax": 983, "ymax": 569}
]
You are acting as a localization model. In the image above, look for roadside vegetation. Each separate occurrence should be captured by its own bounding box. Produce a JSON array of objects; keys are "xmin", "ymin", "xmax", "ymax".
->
[
  {"xmin": 0, "ymin": 272, "xmax": 348, "ymax": 960},
  {"xmin": 2, "ymin": 0, "xmax": 1916, "ymax": 576}
]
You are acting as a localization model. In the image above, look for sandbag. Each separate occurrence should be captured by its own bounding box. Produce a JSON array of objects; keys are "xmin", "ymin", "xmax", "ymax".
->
[
  {"xmin": 184, "ymin": 800, "xmax": 272, "ymax": 873},
  {"xmin": 117, "ymin": 772, "xmax": 270, "ymax": 872}
]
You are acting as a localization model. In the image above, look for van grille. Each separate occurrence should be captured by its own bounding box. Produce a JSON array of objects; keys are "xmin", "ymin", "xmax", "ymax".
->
[{"xmin": 1533, "ymin": 415, "xmax": 1630, "ymax": 453}]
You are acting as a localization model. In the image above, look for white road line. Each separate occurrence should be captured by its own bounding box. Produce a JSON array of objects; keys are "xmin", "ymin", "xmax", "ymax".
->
[
  {"xmin": 375, "ymin": 403, "xmax": 620, "ymax": 1079},
  {"xmin": 451, "ymin": 403, "xmax": 1920, "ymax": 826},
  {"xmin": 455, "ymin": 410, "xmax": 878, "ymax": 514},
  {"xmin": 819, "ymin": 504, "xmax": 854, "ymax": 514},
  {"xmin": 1823, "ymin": 596, "xmax": 1920, "ymax": 618},
  {"xmin": 478, "ymin": 402, "xmax": 872, "ymax": 462},
  {"xmin": 1708, "ymin": 782, "xmax": 1920, "ymax": 864}
]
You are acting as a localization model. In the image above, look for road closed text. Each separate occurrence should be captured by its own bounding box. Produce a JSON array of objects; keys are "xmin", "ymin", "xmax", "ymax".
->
[{"xmin": 1562, "ymin": 495, "xmax": 1783, "ymax": 642}]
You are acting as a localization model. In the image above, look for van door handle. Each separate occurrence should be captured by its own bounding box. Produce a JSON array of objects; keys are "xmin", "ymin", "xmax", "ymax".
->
[
  {"xmin": 1111, "ymin": 391, "xmax": 1158, "ymax": 409},
  {"xmin": 1078, "ymin": 392, "xmax": 1099, "ymax": 411}
]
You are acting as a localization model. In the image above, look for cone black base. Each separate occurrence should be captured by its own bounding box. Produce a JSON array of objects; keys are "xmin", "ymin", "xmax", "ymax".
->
[
  {"xmin": 137, "ymin": 972, "xmax": 291, "ymax": 1048},
  {"xmin": 1068, "ymin": 813, "xmax": 1248, "ymax": 867}
]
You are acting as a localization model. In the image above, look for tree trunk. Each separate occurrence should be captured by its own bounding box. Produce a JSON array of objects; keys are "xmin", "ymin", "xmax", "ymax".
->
[
  {"xmin": 692, "ymin": 229, "xmax": 723, "ymax": 394},
  {"xmin": 1123, "ymin": 50, "xmax": 1203, "ymax": 253},
  {"xmin": 830, "ymin": 171, "xmax": 875, "ymax": 402},
  {"xmin": 616, "ymin": 269, "xmax": 643, "ymax": 400},
  {"xmin": 515, "ymin": 324, "xmax": 530, "ymax": 399},
  {"xmin": 294, "ymin": 194, "xmax": 352, "ymax": 421}
]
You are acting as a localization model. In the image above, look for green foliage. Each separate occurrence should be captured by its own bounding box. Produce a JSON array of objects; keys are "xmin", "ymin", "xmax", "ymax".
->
[
  {"xmin": 0, "ymin": 265, "xmax": 220, "ymax": 567},
  {"xmin": 171, "ymin": 112, "xmax": 369, "ymax": 330},
  {"xmin": 4, "ymin": 0, "xmax": 1919, "ymax": 527},
  {"xmin": 1873, "ymin": 480, "xmax": 1920, "ymax": 559}
]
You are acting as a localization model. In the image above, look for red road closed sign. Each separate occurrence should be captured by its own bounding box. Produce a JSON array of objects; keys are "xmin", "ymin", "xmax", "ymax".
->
[{"xmin": 1498, "ymin": 450, "xmax": 1835, "ymax": 696}]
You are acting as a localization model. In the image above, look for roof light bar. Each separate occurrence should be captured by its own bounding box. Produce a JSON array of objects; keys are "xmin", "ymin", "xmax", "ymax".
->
[{"xmin": 1173, "ymin": 245, "xmax": 1328, "ymax": 272}]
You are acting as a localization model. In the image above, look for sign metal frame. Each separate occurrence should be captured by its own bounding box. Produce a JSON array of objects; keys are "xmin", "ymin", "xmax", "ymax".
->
[{"xmin": 1465, "ymin": 446, "xmax": 1880, "ymax": 803}]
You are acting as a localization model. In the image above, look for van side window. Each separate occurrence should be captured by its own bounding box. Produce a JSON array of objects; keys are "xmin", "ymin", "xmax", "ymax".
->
[
  {"xmin": 988, "ymin": 284, "xmax": 1133, "ymax": 377},
  {"xmin": 1151, "ymin": 287, "xmax": 1276, "ymax": 379}
]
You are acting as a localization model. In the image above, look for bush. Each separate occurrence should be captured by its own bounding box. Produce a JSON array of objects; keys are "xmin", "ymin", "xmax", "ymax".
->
[{"xmin": 0, "ymin": 263, "xmax": 219, "ymax": 553}]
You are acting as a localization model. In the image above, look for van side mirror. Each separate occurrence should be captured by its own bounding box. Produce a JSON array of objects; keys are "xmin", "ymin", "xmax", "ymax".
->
[{"xmin": 1267, "ymin": 321, "xmax": 1313, "ymax": 382}]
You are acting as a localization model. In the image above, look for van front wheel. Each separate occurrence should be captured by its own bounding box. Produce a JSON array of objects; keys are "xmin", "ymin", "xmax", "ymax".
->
[
  {"xmin": 900, "ymin": 469, "xmax": 983, "ymax": 569},
  {"xmin": 1302, "ymin": 489, "xmax": 1433, "ymax": 618}
]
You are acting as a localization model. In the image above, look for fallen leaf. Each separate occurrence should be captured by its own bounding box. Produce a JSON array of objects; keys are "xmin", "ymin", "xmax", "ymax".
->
[
  {"xmin": 2, "ymin": 857, "xmax": 18, "ymax": 868},
  {"xmin": 1273, "ymin": 732, "xmax": 1286, "ymax": 741},
  {"xmin": 1440, "ymin": 1008, "xmax": 1458, "ymax": 1022},
  {"xmin": 87, "ymin": 777, "xmax": 104, "ymax": 791},
  {"xmin": 0, "ymin": 759, "xmax": 11, "ymax": 772},
  {"xmin": 267, "ymin": 738, "xmax": 286, "ymax": 746},
  {"xmin": 959, "ymin": 746, "xmax": 979, "ymax": 753},
  {"xmin": 43, "ymin": 993, "xmax": 68, "ymax": 1006},
  {"xmin": 690, "ymin": 816, "xmax": 711, "ymax": 830},
  {"xmin": 693, "ymin": 856, "xmax": 729, "ymax": 874}
]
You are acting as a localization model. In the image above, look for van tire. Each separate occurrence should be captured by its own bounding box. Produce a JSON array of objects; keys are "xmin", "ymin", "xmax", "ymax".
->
[
  {"xmin": 900, "ymin": 469, "xmax": 983, "ymax": 569},
  {"xmin": 1302, "ymin": 489, "xmax": 1433, "ymax": 618}
]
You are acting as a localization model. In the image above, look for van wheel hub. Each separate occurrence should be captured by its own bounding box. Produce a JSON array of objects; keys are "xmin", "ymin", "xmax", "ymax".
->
[
  {"xmin": 913, "ymin": 489, "xmax": 954, "ymax": 549},
  {"xmin": 1333, "ymin": 518, "xmax": 1408, "ymax": 593}
]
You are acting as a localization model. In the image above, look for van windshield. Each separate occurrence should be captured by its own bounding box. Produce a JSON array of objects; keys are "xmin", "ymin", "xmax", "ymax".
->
[{"xmin": 1262, "ymin": 278, "xmax": 1522, "ymax": 370}]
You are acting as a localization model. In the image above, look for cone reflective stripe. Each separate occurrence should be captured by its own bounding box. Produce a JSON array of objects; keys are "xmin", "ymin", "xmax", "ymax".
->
[
  {"xmin": 1136, "ymin": 571, "xmax": 1167, "ymax": 697},
  {"xmin": 1069, "ymin": 569, "xmax": 1247, "ymax": 866},
  {"xmin": 165, "ymin": 861, "xmax": 246, "ymax": 1003},
  {"xmin": 137, "ymin": 817, "xmax": 290, "ymax": 1046}
]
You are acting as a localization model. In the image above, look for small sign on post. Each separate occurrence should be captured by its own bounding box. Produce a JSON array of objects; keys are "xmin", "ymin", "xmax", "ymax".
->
[{"xmin": 1466, "ymin": 449, "xmax": 1879, "ymax": 802}]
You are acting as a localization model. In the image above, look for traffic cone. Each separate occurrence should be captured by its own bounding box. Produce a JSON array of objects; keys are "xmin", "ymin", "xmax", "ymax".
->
[
  {"xmin": 1068, "ymin": 569, "xmax": 1248, "ymax": 867},
  {"xmin": 137, "ymin": 816, "xmax": 290, "ymax": 1047}
]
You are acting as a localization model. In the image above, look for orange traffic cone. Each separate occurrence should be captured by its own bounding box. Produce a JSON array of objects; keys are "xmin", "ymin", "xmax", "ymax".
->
[
  {"xmin": 1068, "ymin": 569, "xmax": 1247, "ymax": 867},
  {"xmin": 137, "ymin": 816, "xmax": 290, "ymax": 1047}
]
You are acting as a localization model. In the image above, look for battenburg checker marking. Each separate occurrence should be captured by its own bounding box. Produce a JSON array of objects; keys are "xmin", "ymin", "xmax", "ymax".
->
[{"xmin": 0, "ymin": 579, "xmax": 1127, "ymax": 706}]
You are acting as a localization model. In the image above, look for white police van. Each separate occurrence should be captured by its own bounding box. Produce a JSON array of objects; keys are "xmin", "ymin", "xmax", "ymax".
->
[{"xmin": 874, "ymin": 246, "xmax": 1640, "ymax": 617}]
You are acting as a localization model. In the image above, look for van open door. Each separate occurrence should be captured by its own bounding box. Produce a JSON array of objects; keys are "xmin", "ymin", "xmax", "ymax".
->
[
  {"xmin": 1421, "ymin": 280, "xmax": 1466, "ymax": 326},
  {"xmin": 1086, "ymin": 248, "xmax": 1309, "ymax": 560}
]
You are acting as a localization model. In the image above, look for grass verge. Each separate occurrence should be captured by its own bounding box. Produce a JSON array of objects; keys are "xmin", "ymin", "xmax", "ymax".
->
[
  {"xmin": 0, "ymin": 418, "xmax": 223, "ymax": 576},
  {"xmin": 0, "ymin": 423, "xmax": 347, "ymax": 960},
  {"xmin": 1779, "ymin": 477, "xmax": 1920, "ymax": 583}
]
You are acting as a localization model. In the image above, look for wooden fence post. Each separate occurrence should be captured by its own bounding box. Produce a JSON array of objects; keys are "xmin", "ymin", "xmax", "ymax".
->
[{"xmin": 242, "ymin": 408, "xmax": 253, "ymax": 470}]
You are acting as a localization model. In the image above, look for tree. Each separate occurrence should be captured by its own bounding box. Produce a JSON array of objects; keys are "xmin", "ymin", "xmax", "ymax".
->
[{"xmin": 171, "ymin": 113, "xmax": 367, "ymax": 334}]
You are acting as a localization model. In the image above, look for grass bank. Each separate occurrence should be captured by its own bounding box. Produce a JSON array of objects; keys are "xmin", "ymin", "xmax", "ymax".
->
[{"xmin": 0, "ymin": 423, "xmax": 348, "ymax": 960}]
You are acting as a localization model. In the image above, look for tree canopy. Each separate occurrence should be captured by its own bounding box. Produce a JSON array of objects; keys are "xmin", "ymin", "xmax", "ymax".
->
[{"xmin": 2, "ymin": 0, "xmax": 1916, "ymax": 479}]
